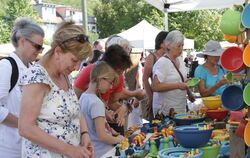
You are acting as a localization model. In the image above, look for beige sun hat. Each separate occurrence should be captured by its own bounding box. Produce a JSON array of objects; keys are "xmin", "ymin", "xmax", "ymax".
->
[{"xmin": 196, "ymin": 40, "xmax": 224, "ymax": 58}]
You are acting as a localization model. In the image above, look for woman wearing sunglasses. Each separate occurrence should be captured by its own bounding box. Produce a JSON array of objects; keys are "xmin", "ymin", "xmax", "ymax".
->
[
  {"xmin": 0, "ymin": 17, "xmax": 44, "ymax": 158},
  {"xmin": 18, "ymin": 21, "xmax": 94, "ymax": 158}
]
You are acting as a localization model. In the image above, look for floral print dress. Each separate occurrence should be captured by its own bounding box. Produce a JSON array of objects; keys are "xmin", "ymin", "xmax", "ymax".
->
[{"xmin": 20, "ymin": 64, "xmax": 81, "ymax": 158}]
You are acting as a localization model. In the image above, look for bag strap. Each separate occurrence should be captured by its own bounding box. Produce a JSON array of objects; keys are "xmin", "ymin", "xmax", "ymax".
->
[
  {"xmin": 151, "ymin": 53, "xmax": 157, "ymax": 65},
  {"xmin": 164, "ymin": 55, "xmax": 194, "ymax": 108},
  {"xmin": 164, "ymin": 55, "xmax": 185, "ymax": 82},
  {"xmin": 0, "ymin": 57, "xmax": 19, "ymax": 92}
]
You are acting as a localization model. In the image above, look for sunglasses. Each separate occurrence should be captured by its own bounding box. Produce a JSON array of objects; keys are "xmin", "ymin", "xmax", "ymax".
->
[
  {"xmin": 61, "ymin": 34, "xmax": 89, "ymax": 45},
  {"xmin": 26, "ymin": 38, "xmax": 44, "ymax": 51}
]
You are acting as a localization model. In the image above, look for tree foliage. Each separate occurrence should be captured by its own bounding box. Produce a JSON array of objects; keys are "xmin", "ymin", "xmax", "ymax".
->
[
  {"xmin": 169, "ymin": 10, "xmax": 224, "ymax": 50},
  {"xmin": 0, "ymin": 0, "xmax": 225, "ymax": 50},
  {"xmin": 94, "ymin": 0, "xmax": 224, "ymax": 50},
  {"xmin": 94, "ymin": 0, "xmax": 164, "ymax": 38},
  {"xmin": 0, "ymin": 0, "xmax": 39, "ymax": 43}
]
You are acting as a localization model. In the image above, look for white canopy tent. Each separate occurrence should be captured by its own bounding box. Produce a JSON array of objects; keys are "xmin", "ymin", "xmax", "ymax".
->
[
  {"xmin": 145, "ymin": 0, "xmax": 245, "ymax": 30},
  {"xmin": 104, "ymin": 20, "xmax": 194, "ymax": 51}
]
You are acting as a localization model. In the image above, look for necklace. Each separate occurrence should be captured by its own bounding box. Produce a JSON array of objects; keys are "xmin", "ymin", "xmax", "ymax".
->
[{"xmin": 52, "ymin": 74, "xmax": 70, "ymax": 91}]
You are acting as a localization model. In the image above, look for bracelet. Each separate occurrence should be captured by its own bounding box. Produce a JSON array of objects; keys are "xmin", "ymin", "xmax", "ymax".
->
[{"xmin": 81, "ymin": 131, "xmax": 88, "ymax": 136}]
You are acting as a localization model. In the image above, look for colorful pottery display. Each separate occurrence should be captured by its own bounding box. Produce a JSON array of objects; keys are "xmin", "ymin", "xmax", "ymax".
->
[
  {"xmin": 202, "ymin": 96, "xmax": 222, "ymax": 110},
  {"xmin": 221, "ymin": 85, "xmax": 245, "ymax": 111},
  {"xmin": 206, "ymin": 109, "xmax": 228, "ymax": 121},
  {"xmin": 241, "ymin": 3, "xmax": 250, "ymax": 28},
  {"xmin": 244, "ymin": 121, "xmax": 250, "ymax": 147},
  {"xmin": 220, "ymin": 47, "xmax": 245, "ymax": 73},
  {"xmin": 173, "ymin": 113, "xmax": 206, "ymax": 126},
  {"xmin": 243, "ymin": 83, "xmax": 250, "ymax": 106},
  {"xmin": 158, "ymin": 147, "xmax": 203, "ymax": 158},
  {"xmin": 243, "ymin": 44, "xmax": 250, "ymax": 67},
  {"xmin": 220, "ymin": 9, "xmax": 244, "ymax": 36},
  {"xmin": 200, "ymin": 143, "xmax": 221, "ymax": 158},
  {"xmin": 187, "ymin": 77, "xmax": 200, "ymax": 87},
  {"xmin": 173, "ymin": 125, "xmax": 212, "ymax": 148}
]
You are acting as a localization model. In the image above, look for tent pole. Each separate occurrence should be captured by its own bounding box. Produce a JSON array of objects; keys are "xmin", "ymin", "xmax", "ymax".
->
[{"xmin": 164, "ymin": 12, "xmax": 169, "ymax": 31}]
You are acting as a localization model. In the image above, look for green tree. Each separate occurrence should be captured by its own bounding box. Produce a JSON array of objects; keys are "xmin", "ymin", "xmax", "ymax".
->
[
  {"xmin": 93, "ymin": 0, "xmax": 224, "ymax": 50},
  {"xmin": 0, "ymin": 0, "xmax": 8, "ymax": 16},
  {"xmin": 169, "ymin": 10, "xmax": 224, "ymax": 50},
  {"xmin": 0, "ymin": 0, "xmax": 39, "ymax": 43},
  {"xmin": 94, "ymin": 0, "xmax": 164, "ymax": 38},
  {"xmin": 0, "ymin": 19, "xmax": 10, "ymax": 43}
]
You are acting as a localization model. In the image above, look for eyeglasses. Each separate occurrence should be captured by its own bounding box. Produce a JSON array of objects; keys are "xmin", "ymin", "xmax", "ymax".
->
[
  {"xmin": 61, "ymin": 34, "xmax": 89, "ymax": 45},
  {"xmin": 25, "ymin": 38, "xmax": 44, "ymax": 51}
]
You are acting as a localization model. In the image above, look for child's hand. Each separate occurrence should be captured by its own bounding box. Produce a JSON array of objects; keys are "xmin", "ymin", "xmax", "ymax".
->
[
  {"xmin": 116, "ymin": 135, "xmax": 125, "ymax": 143},
  {"xmin": 114, "ymin": 106, "xmax": 127, "ymax": 126},
  {"xmin": 105, "ymin": 109, "xmax": 115, "ymax": 123}
]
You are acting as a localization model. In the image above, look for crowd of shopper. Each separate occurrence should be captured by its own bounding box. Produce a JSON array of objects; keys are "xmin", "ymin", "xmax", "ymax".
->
[{"xmin": 0, "ymin": 17, "xmax": 228, "ymax": 158}]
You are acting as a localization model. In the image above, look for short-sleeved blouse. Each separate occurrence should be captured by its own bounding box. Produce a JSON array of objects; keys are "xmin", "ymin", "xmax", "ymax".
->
[
  {"xmin": 194, "ymin": 65, "xmax": 226, "ymax": 96},
  {"xmin": 20, "ymin": 64, "xmax": 81, "ymax": 158},
  {"xmin": 152, "ymin": 56, "xmax": 187, "ymax": 116}
]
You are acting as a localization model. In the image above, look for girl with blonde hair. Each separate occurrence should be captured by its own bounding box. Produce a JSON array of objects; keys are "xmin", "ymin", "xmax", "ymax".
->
[{"xmin": 80, "ymin": 61, "xmax": 125, "ymax": 158}]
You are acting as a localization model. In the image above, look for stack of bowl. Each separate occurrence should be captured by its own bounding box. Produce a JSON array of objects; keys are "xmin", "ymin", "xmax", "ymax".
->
[
  {"xmin": 202, "ymin": 96, "xmax": 228, "ymax": 121},
  {"xmin": 173, "ymin": 113, "xmax": 206, "ymax": 126},
  {"xmin": 173, "ymin": 124, "xmax": 213, "ymax": 148},
  {"xmin": 158, "ymin": 147, "xmax": 203, "ymax": 158}
]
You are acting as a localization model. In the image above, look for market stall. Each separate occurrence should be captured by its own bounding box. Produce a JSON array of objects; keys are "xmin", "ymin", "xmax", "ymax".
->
[{"xmin": 101, "ymin": 1, "xmax": 250, "ymax": 157}]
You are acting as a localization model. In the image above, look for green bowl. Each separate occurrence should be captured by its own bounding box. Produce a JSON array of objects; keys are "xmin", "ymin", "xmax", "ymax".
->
[
  {"xmin": 225, "ymin": 72, "xmax": 233, "ymax": 83},
  {"xmin": 187, "ymin": 77, "xmax": 200, "ymax": 87},
  {"xmin": 200, "ymin": 144, "xmax": 221, "ymax": 158},
  {"xmin": 243, "ymin": 83, "xmax": 250, "ymax": 106}
]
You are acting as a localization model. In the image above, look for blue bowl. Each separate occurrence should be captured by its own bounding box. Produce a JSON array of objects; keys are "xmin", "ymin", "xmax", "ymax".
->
[
  {"xmin": 173, "ymin": 125, "xmax": 212, "ymax": 148},
  {"xmin": 159, "ymin": 147, "xmax": 203, "ymax": 158},
  {"xmin": 173, "ymin": 113, "xmax": 206, "ymax": 126},
  {"xmin": 221, "ymin": 85, "xmax": 245, "ymax": 111},
  {"xmin": 219, "ymin": 141, "xmax": 230, "ymax": 155},
  {"xmin": 241, "ymin": 4, "xmax": 250, "ymax": 28}
]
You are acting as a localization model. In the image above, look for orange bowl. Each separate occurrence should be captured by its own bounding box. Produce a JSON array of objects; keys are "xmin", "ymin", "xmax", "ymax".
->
[
  {"xmin": 244, "ymin": 120, "xmax": 250, "ymax": 147},
  {"xmin": 243, "ymin": 44, "xmax": 250, "ymax": 67},
  {"xmin": 223, "ymin": 34, "xmax": 237, "ymax": 43}
]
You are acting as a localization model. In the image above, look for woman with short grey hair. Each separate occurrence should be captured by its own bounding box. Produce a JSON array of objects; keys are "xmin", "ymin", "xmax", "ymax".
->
[
  {"xmin": 164, "ymin": 30, "xmax": 184, "ymax": 47},
  {"xmin": 105, "ymin": 35, "xmax": 132, "ymax": 54},
  {"xmin": 0, "ymin": 17, "xmax": 44, "ymax": 158},
  {"xmin": 151, "ymin": 30, "xmax": 195, "ymax": 117}
]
